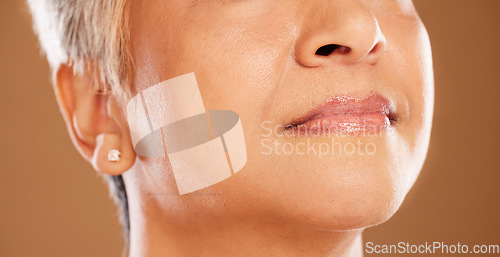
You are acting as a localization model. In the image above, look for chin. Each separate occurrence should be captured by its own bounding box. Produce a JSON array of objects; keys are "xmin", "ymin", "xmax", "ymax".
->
[
  {"xmin": 264, "ymin": 154, "xmax": 414, "ymax": 232},
  {"xmin": 229, "ymin": 133, "xmax": 423, "ymax": 232},
  {"xmin": 301, "ymin": 176, "xmax": 408, "ymax": 232}
]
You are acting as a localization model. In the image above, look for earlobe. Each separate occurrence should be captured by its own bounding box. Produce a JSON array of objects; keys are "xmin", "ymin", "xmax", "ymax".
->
[
  {"xmin": 53, "ymin": 63, "xmax": 136, "ymax": 175},
  {"xmin": 92, "ymin": 96, "xmax": 136, "ymax": 175}
]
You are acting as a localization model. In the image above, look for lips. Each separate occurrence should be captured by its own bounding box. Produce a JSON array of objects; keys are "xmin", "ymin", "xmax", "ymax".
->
[{"xmin": 284, "ymin": 93, "xmax": 397, "ymax": 135}]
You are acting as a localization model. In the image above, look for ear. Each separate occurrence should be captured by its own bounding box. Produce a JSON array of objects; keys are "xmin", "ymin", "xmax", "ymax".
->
[{"xmin": 53, "ymin": 63, "xmax": 135, "ymax": 175}]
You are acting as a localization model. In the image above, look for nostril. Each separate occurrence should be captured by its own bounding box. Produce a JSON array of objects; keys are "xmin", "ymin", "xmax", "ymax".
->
[
  {"xmin": 315, "ymin": 44, "xmax": 339, "ymax": 56},
  {"xmin": 315, "ymin": 44, "xmax": 351, "ymax": 56}
]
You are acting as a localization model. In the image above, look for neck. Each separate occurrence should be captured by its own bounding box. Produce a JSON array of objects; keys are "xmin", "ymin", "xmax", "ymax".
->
[{"xmin": 123, "ymin": 165, "xmax": 364, "ymax": 257}]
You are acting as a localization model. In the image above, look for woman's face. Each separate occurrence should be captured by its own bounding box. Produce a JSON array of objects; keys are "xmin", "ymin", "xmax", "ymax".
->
[{"xmin": 127, "ymin": 0, "xmax": 433, "ymax": 229}]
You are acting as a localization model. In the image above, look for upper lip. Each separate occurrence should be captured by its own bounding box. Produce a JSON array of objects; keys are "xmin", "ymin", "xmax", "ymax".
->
[{"xmin": 284, "ymin": 92, "xmax": 398, "ymax": 129}]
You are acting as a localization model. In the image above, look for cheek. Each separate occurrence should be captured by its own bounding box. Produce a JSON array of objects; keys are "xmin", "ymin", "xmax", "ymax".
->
[
  {"xmin": 381, "ymin": 17, "xmax": 434, "ymax": 144},
  {"xmin": 380, "ymin": 19, "xmax": 434, "ymax": 190},
  {"xmin": 131, "ymin": 7, "xmax": 298, "ymax": 152},
  {"xmin": 176, "ymin": 20, "xmax": 296, "ymax": 109},
  {"xmin": 163, "ymin": 14, "xmax": 298, "ymax": 143}
]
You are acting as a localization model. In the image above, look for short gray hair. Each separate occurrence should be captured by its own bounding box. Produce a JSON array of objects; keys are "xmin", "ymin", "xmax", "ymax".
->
[
  {"xmin": 27, "ymin": 0, "xmax": 131, "ymax": 97},
  {"xmin": 27, "ymin": 0, "xmax": 131, "ymax": 253}
]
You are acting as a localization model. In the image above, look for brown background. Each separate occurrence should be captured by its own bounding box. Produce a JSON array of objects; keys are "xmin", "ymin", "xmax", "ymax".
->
[{"xmin": 1, "ymin": 0, "xmax": 499, "ymax": 256}]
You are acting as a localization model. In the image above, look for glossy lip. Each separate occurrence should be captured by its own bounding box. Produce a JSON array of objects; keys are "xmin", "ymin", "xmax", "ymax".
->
[{"xmin": 284, "ymin": 93, "xmax": 397, "ymax": 135}]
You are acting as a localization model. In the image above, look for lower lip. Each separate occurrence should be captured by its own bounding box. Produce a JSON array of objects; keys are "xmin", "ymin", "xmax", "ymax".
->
[{"xmin": 286, "ymin": 113, "xmax": 390, "ymax": 135}]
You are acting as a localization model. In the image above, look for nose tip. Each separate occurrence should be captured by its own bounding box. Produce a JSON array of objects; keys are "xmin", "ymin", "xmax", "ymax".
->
[{"xmin": 295, "ymin": 4, "xmax": 386, "ymax": 67}]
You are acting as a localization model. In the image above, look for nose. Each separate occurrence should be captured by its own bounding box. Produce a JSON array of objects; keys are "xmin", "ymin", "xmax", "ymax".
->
[{"xmin": 295, "ymin": 0, "xmax": 386, "ymax": 67}]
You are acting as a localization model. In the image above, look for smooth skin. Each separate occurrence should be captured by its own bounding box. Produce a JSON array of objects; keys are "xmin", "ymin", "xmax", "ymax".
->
[{"xmin": 54, "ymin": 0, "xmax": 433, "ymax": 256}]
